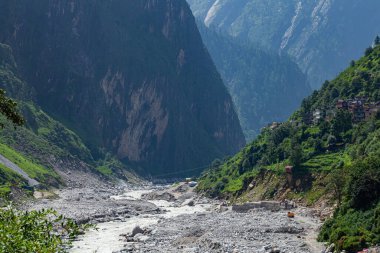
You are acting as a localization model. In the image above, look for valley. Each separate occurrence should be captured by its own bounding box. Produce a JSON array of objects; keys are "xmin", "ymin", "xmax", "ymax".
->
[
  {"xmin": 26, "ymin": 182, "xmax": 324, "ymax": 253},
  {"xmin": 0, "ymin": 1, "xmax": 379, "ymax": 252}
]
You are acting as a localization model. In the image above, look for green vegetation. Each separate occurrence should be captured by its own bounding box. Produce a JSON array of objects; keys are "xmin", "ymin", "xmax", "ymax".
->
[
  {"xmin": 0, "ymin": 207, "xmax": 92, "ymax": 252},
  {"xmin": 21, "ymin": 102, "xmax": 93, "ymax": 163},
  {"xmin": 319, "ymin": 156, "xmax": 380, "ymax": 252},
  {"xmin": 0, "ymin": 89, "xmax": 24, "ymax": 127},
  {"xmin": 95, "ymin": 165, "xmax": 113, "ymax": 176},
  {"xmin": 198, "ymin": 43, "xmax": 380, "ymax": 251},
  {"xmin": 0, "ymin": 142, "xmax": 60, "ymax": 186},
  {"xmin": 0, "ymin": 164, "xmax": 26, "ymax": 199}
]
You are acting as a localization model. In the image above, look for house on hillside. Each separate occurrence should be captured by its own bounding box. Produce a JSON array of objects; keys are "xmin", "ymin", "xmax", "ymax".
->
[
  {"xmin": 349, "ymin": 100, "xmax": 365, "ymax": 122},
  {"xmin": 365, "ymin": 101, "xmax": 380, "ymax": 119},
  {"xmin": 325, "ymin": 109, "xmax": 336, "ymax": 122},
  {"xmin": 336, "ymin": 99, "xmax": 348, "ymax": 110},
  {"xmin": 269, "ymin": 122, "xmax": 282, "ymax": 130},
  {"xmin": 335, "ymin": 97, "xmax": 379, "ymax": 122},
  {"xmin": 313, "ymin": 109, "xmax": 324, "ymax": 124}
]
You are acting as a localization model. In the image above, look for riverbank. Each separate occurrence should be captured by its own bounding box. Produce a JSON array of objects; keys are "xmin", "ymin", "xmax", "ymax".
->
[{"xmin": 26, "ymin": 182, "xmax": 325, "ymax": 253}]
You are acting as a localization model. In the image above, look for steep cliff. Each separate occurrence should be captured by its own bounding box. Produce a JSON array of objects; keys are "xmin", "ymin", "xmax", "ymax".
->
[
  {"xmin": 0, "ymin": 0, "xmax": 245, "ymax": 176},
  {"xmin": 188, "ymin": 0, "xmax": 380, "ymax": 89}
]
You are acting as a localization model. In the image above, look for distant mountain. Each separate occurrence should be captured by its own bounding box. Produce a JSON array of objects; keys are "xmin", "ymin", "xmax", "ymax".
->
[
  {"xmin": 0, "ymin": 0, "xmax": 245, "ymax": 177},
  {"xmin": 197, "ymin": 22, "xmax": 311, "ymax": 140},
  {"xmin": 188, "ymin": 0, "xmax": 380, "ymax": 89}
]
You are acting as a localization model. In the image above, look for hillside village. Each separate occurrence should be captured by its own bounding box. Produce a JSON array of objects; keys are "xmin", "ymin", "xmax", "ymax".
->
[
  {"xmin": 312, "ymin": 98, "xmax": 380, "ymax": 124},
  {"xmin": 267, "ymin": 97, "xmax": 380, "ymax": 131}
]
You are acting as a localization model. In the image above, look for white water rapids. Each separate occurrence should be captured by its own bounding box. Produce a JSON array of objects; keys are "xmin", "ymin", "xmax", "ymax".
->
[{"xmin": 70, "ymin": 188, "xmax": 212, "ymax": 253}]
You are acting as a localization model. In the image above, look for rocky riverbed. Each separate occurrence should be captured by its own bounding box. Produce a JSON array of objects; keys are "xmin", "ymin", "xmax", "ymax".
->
[{"xmin": 26, "ymin": 182, "xmax": 326, "ymax": 253}]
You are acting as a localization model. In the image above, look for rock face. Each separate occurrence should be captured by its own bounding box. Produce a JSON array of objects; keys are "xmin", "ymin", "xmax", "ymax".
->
[
  {"xmin": 188, "ymin": 0, "xmax": 380, "ymax": 89},
  {"xmin": 0, "ymin": 0, "xmax": 245, "ymax": 176}
]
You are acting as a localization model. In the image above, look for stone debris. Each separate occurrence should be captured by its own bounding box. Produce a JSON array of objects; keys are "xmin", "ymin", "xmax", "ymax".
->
[
  {"xmin": 142, "ymin": 191, "xmax": 176, "ymax": 202},
  {"xmin": 130, "ymin": 207, "xmax": 321, "ymax": 252},
  {"xmin": 25, "ymin": 182, "xmax": 325, "ymax": 253},
  {"xmin": 232, "ymin": 201, "xmax": 283, "ymax": 212},
  {"xmin": 131, "ymin": 226, "xmax": 145, "ymax": 237}
]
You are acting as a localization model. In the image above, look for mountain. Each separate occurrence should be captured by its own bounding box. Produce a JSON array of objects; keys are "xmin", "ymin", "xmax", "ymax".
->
[
  {"xmin": 188, "ymin": 0, "xmax": 380, "ymax": 89},
  {"xmin": 196, "ymin": 42, "xmax": 380, "ymax": 251},
  {"xmin": 0, "ymin": 0, "xmax": 245, "ymax": 177},
  {"xmin": 197, "ymin": 22, "xmax": 311, "ymax": 140}
]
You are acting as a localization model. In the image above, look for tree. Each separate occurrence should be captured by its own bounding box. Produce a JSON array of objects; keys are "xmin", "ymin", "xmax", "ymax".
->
[
  {"xmin": 348, "ymin": 155, "xmax": 380, "ymax": 209},
  {"xmin": 331, "ymin": 109, "xmax": 352, "ymax": 138},
  {"xmin": 327, "ymin": 167, "xmax": 346, "ymax": 206},
  {"xmin": 375, "ymin": 35, "xmax": 380, "ymax": 46},
  {"xmin": 330, "ymin": 87, "xmax": 339, "ymax": 99},
  {"xmin": 365, "ymin": 46, "xmax": 373, "ymax": 56},
  {"xmin": 289, "ymin": 143, "xmax": 303, "ymax": 168},
  {"xmin": 0, "ymin": 89, "xmax": 24, "ymax": 128}
]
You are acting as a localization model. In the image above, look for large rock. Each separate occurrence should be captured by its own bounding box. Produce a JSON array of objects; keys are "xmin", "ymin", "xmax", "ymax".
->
[{"xmin": 131, "ymin": 226, "xmax": 145, "ymax": 237}]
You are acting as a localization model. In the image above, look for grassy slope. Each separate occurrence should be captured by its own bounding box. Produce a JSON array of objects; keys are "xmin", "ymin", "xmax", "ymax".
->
[
  {"xmin": 0, "ymin": 142, "xmax": 59, "ymax": 184},
  {"xmin": 197, "ymin": 44, "xmax": 380, "ymax": 251}
]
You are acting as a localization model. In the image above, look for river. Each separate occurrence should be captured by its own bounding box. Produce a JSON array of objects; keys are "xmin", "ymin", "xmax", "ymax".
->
[{"xmin": 65, "ymin": 184, "xmax": 325, "ymax": 253}]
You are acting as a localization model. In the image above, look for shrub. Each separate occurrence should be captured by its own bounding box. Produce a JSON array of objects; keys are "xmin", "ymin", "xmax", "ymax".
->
[{"xmin": 0, "ymin": 206, "xmax": 92, "ymax": 252}]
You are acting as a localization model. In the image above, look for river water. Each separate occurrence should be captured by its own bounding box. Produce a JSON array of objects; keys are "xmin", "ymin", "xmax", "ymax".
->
[
  {"xmin": 70, "ymin": 188, "xmax": 213, "ymax": 253},
  {"xmin": 67, "ymin": 185, "xmax": 325, "ymax": 253}
]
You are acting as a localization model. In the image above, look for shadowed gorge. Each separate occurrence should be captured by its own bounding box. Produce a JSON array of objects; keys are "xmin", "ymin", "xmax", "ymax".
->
[{"xmin": 0, "ymin": 0, "xmax": 245, "ymax": 176}]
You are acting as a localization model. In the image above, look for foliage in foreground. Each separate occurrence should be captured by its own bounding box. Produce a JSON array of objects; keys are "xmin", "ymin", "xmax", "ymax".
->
[{"xmin": 0, "ymin": 207, "xmax": 92, "ymax": 252}]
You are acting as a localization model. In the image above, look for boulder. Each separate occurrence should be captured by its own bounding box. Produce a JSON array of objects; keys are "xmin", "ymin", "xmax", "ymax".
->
[
  {"xmin": 131, "ymin": 226, "xmax": 144, "ymax": 237},
  {"xmin": 182, "ymin": 199, "xmax": 195, "ymax": 206}
]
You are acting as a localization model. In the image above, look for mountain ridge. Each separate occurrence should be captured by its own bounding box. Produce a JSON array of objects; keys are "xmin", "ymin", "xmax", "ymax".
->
[{"xmin": 188, "ymin": 0, "xmax": 380, "ymax": 89}]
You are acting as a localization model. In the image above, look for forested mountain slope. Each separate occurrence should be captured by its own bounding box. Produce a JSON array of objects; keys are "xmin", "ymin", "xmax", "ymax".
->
[
  {"xmin": 197, "ymin": 23, "xmax": 311, "ymax": 140},
  {"xmin": 197, "ymin": 42, "xmax": 380, "ymax": 252},
  {"xmin": 188, "ymin": 0, "xmax": 380, "ymax": 89}
]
